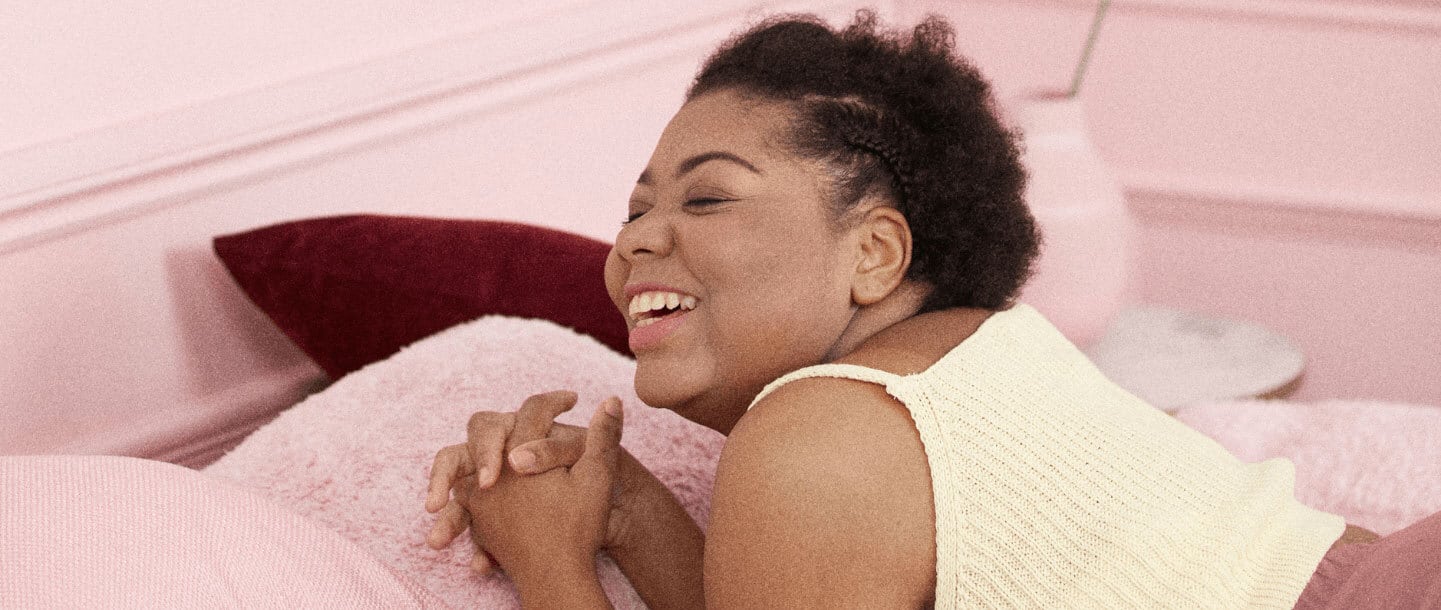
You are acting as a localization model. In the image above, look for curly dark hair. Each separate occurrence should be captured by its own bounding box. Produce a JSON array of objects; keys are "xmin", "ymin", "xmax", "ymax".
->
[{"xmin": 689, "ymin": 10, "xmax": 1041, "ymax": 313}]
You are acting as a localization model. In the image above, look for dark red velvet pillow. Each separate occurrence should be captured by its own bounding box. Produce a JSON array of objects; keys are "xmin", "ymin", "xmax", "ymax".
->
[{"xmin": 214, "ymin": 214, "xmax": 630, "ymax": 379}]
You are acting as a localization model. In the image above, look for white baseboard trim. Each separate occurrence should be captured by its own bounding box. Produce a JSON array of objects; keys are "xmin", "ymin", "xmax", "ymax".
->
[
  {"xmin": 55, "ymin": 364, "xmax": 328, "ymax": 468},
  {"xmin": 0, "ymin": 0, "xmax": 854, "ymax": 254}
]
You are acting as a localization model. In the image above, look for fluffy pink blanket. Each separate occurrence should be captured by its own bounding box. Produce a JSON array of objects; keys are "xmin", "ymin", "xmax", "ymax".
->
[{"xmin": 202, "ymin": 316, "xmax": 1441, "ymax": 607}]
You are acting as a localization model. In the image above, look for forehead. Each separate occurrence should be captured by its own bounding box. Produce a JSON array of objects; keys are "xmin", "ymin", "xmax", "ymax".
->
[{"xmin": 647, "ymin": 90, "xmax": 795, "ymax": 169}]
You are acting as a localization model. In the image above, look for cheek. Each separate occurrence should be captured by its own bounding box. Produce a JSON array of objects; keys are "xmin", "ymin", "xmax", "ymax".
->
[
  {"xmin": 602, "ymin": 248, "xmax": 628, "ymax": 312},
  {"xmin": 701, "ymin": 237, "xmax": 844, "ymax": 346}
]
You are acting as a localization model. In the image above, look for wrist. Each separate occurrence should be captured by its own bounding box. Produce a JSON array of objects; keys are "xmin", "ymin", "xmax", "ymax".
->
[
  {"xmin": 606, "ymin": 456, "xmax": 705, "ymax": 610},
  {"xmin": 610, "ymin": 454, "xmax": 689, "ymax": 555},
  {"xmin": 511, "ymin": 551, "xmax": 607, "ymax": 610}
]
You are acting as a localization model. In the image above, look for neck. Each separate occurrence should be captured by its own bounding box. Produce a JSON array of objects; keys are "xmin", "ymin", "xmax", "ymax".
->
[
  {"xmin": 690, "ymin": 282, "xmax": 931, "ymax": 436},
  {"xmin": 823, "ymin": 281, "xmax": 930, "ymax": 363}
]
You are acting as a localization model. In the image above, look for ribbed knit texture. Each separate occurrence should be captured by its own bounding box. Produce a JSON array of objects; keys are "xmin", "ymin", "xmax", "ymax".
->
[
  {"xmin": 749, "ymin": 303, "xmax": 1345, "ymax": 609},
  {"xmin": 1, "ymin": 455, "xmax": 445, "ymax": 608}
]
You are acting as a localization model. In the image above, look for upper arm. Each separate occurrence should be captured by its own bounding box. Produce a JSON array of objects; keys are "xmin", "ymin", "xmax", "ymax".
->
[{"xmin": 704, "ymin": 378, "xmax": 936, "ymax": 609}]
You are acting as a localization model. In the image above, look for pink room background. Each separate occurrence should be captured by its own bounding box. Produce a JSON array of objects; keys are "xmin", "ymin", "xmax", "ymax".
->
[{"xmin": 1, "ymin": 0, "xmax": 1438, "ymax": 462}]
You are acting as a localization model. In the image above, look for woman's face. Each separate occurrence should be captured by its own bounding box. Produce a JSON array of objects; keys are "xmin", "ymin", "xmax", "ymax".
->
[{"xmin": 603, "ymin": 89, "xmax": 862, "ymax": 433}]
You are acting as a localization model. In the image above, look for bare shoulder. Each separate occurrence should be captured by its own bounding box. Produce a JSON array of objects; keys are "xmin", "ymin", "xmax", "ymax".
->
[{"xmin": 705, "ymin": 374, "xmax": 937, "ymax": 608}]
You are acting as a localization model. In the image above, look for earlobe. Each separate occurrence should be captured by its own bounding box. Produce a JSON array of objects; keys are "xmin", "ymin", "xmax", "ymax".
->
[{"xmin": 850, "ymin": 206, "xmax": 912, "ymax": 307}]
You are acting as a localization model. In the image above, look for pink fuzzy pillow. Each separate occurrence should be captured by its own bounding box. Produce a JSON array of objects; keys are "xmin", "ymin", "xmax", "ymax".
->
[{"xmin": 204, "ymin": 316, "xmax": 724, "ymax": 608}]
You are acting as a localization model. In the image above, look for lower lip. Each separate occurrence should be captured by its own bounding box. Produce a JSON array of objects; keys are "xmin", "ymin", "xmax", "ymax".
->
[{"xmin": 628, "ymin": 310, "xmax": 690, "ymax": 352}]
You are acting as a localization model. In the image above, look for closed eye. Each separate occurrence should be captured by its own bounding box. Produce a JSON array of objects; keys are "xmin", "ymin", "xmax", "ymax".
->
[{"xmin": 621, "ymin": 198, "xmax": 730, "ymax": 226}]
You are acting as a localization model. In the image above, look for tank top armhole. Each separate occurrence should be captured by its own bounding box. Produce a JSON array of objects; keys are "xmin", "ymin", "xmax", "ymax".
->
[{"xmin": 746, "ymin": 363, "xmax": 905, "ymax": 412}]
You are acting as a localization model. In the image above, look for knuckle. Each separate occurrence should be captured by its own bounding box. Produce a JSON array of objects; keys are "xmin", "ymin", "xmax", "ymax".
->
[
  {"xmin": 467, "ymin": 411, "xmax": 512, "ymax": 436},
  {"xmin": 526, "ymin": 443, "xmax": 556, "ymax": 465},
  {"xmin": 469, "ymin": 410, "xmax": 508, "ymax": 427},
  {"xmin": 520, "ymin": 391, "xmax": 556, "ymax": 411},
  {"xmin": 556, "ymin": 424, "xmax": 585, "ymax": 442},
  {"xmin": 524, "ymin": 390, "xmax": 575, "ymax": 412},
  {"xmin": 431, "ymin": 444, "xmax": 459, "ymax": 469}
]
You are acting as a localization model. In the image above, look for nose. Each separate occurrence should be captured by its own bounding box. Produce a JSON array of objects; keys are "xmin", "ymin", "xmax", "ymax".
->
[{"xmin": 614, "ymin": 211, "xmax": 674, "ymax": 262}]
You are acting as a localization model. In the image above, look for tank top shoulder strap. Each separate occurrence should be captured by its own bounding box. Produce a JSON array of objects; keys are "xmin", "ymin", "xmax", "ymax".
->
[{"xmin": 746, "ymin": 363, "xmax": 905, "ymax": 412}]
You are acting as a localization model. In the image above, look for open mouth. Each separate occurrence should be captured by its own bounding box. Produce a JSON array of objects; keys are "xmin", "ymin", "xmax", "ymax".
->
[{"xmin": 628, "ymin": 290, "xmax": 697, "ymax": 328}]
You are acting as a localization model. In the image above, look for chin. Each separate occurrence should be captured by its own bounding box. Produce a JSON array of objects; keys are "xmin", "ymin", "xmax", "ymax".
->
[
  {"xmin": 631, "ymin": 364, "xmax": 714, "ymax": 422},
  {"xmin": 635, "ymin": 371, "xmax": 753, "ymax": 436},
  {"xmin": 632, "ymin": 369, "xmax": 693, "ymax": 411}
]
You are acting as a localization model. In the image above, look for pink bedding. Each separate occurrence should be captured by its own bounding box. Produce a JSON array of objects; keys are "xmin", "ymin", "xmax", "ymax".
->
[
  {"xmin": 1175, "ymin": 398, "xmax": 1441, "ymax": 536},
  {"xmin": 0, "ymin": 455, "xmax": 444, "ymax": 608},
  {"xmin": 204, "ymin": 316, "xmax": 1441, "ymax": 607},
  {"xmin": 7, "ymin": 316, "xmax": 1439, "ymax": 606},
  {"xmin": 204, "ymin": 316, "xmax": 723, "ymax": 608}
]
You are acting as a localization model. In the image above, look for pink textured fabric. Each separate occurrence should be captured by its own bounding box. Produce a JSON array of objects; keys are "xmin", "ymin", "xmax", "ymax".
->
[
  {"xmin": 204, "ymin": 316, "xmax": 724, "ymax": 609},
  {"xmin": 0, "ymin": 455, "xmax": 445, "ymax": 608},
  {"xmin": 1174, "ymin": 399, "xmax": 1441, "ymax": 536}
]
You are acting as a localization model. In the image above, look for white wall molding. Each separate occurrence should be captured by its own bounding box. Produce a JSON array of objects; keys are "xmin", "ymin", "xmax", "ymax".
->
[
  {"xmin": 954, "ymin": 0, "xmax": 1441, "ymax": 34},
  {"xmin": 0, "ymin": 0, "xmax": 855, "ymax": 255},
  {"xmin": 1125, "ymin": 170, "xmax": 1441, "ymax": 249}
]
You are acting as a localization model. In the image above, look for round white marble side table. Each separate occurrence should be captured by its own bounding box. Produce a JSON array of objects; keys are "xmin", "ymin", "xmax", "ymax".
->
[{"xmin": 1082, "ymin": 305, "xmax": 1306, "ymax": 412}]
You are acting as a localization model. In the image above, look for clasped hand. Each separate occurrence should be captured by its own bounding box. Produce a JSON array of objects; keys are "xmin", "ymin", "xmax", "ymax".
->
[{"xmin": 424, "ymin": 390, "xmax": 626, "ymax": 579}]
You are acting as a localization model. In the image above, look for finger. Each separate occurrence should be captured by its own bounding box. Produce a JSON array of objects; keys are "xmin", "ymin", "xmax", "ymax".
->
[
  {"xmin": 466, "ymin": 411, "xmax": 514, "ymax": 489},
  {"xmin": 426, "ymin": 499, "xmax": 470, "ymax": 550},
  {"xmin": 508, "ymin": 390, "xmax": 580, "ymax": 450},
  {"xmin": 426, "ymin": 444, "xmax": 472, "ymax": 513},
  {"xmin": 468, "ymin": 529, "xmax": 498, "ymax": 577},
  {"xmin": 575, "ymin": 397, "xmax": 624, "ymax": 483},
  {"xmin": 471, "ymin": 551, "xmax": 493, "ymax": 576},
  {"xmin": 509, "ymin": 426, "xmax": 586, "ymax": 474}
]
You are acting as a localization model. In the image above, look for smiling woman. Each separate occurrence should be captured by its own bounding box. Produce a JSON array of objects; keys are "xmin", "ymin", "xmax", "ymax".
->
[{"xmin": 423, "ymin": 10, "xmax": 1441, "ymax": 610}]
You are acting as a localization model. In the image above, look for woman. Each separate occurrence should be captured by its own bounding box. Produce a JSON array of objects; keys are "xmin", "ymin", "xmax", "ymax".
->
[{"xmin": 424, "ymin": 11, "xmax": 1439, "ymax": 609}]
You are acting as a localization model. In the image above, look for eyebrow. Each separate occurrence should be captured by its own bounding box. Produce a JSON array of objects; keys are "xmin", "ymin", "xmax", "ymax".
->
[{"xmin": 636, "ymin": 151, "xmax": 762, "ymax": 185}]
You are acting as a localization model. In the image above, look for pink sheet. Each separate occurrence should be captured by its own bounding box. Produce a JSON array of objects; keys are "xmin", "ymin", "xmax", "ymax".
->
[
  {"xmin": 0, "ymin": 455, "xmax": 445, "ymax": 608},
  {"xmin": 1175, "ymin": 398, "xmax": 1441, "ymax": 535},
  {"xmin": 199, "ymin": 316, "xmax": 1441, "ymax": 607}
]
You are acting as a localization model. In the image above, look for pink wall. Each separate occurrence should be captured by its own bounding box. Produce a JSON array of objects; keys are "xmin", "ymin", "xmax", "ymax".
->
[
  {"xmin": 0, "ymin": 0, "xmax": 869, "ymax": 462},
  {"xmin": 899, "ymin": 0, "xmax": 1441, "ymax": 405},
  {"xmin": 0, "ymin": 2, "xmax": 543, "ymax": 150},
  {"xmin": 2, "ymin": 0, "xmax": 1437, "ymax": 463}
]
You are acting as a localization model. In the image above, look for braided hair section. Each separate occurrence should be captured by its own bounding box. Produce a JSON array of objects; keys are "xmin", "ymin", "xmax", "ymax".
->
[{"xmin": 808, "ymin": 98, "xmax": 920, "ymax": 213}]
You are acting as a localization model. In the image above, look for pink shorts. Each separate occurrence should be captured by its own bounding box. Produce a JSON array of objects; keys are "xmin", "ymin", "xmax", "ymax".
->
[{"xmin": 1293, "ymin": 510, "xmax": 1441, "ymax": 609}]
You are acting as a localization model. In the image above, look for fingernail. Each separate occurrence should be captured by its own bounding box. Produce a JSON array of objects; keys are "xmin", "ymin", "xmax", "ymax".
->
[
  {"xmin": 605, "ymin": 398, "xmax": 622, "ymax": 418},
  {"xmin": 509, "ymin": 450, "xmax": 535, "ymax": 472},
  {"xmin": 475, "ymin": 466, "xmax": 490, "ymax": 485}
]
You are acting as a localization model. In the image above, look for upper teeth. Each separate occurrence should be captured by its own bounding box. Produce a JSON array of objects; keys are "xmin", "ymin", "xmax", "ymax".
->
[{"xmin": 628, "ymin": 291, "xmax": 697, "ymax": 320}]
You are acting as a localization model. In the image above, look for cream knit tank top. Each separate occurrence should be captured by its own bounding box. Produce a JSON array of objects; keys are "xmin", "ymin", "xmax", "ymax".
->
[{"xmin": 746, "ymin": 303, "xmax": 1343, "ymax": 609}]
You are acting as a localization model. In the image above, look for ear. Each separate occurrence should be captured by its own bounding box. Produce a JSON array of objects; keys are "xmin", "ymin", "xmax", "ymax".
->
[{"xmin": 849, "ymin": 204, "xmax": 913, "ymax": 307}]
